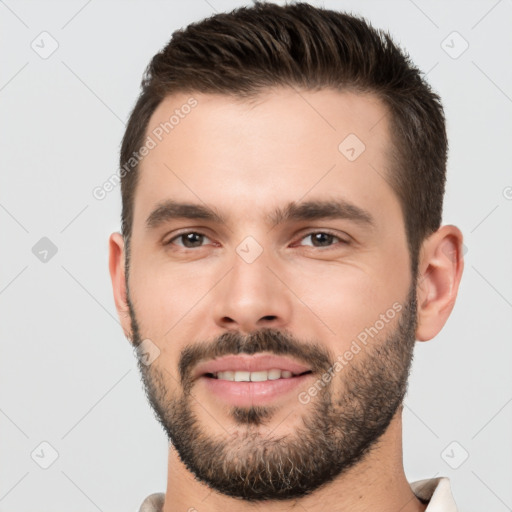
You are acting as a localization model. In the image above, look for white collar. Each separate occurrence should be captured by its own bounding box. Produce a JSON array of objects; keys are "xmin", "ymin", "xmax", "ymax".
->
[{"xmin": 410, "ymin": 477, "xmax": 458, "ymax": 511}]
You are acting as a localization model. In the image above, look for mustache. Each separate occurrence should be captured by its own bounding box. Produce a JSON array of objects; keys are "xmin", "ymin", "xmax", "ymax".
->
[{"xmin": 178, "ymin": 327, "xmax": 332, "ymax": 386}]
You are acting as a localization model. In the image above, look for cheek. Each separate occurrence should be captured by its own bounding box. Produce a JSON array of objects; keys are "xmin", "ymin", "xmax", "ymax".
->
[
  {"xmin": 285, "ymin": 261, "xmax": 406, "ymax": 347},
  {"xmin": 129, "ymin": 257, "xmax": 211, "ymax": 339}
]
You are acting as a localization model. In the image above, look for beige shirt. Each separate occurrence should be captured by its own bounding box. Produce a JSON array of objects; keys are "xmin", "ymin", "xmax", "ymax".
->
[{"xmin": 138, "ymin": 477, "xmax": 458, "ymax": 511}]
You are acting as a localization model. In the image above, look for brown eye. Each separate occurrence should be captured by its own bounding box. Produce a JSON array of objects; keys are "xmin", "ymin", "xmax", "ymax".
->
[
  {"xmin": 167, "ymin": 232, "xmax": 211, "ymax": 248},
  {"xmin": 298, "ymin": 231, "xmax": 348, "ymax": 248}
]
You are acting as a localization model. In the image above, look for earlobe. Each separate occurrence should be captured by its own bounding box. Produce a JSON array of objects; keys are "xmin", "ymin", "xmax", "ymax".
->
[
  {"xmin": 415, "ymin": 225, "xmax": 465, "ymax": 342},
  {"xmin": 108, "ymin": 232, "xmax": 132, "ymax": 341}
]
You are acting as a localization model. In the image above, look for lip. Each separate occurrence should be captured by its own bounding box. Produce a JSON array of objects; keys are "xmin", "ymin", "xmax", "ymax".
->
[
  {"xmin": 198, "ymin": 372, "xmax": 314, "ymax": 407},
  {"xmin": 192, "ymin": 354, "xmax": 312, "ymax": 381}
]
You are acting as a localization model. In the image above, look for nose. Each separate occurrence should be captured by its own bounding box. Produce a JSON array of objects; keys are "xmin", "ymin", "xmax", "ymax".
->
[{"xmin": 213, "ymin": 248, "xmax": 293, "ymax": 334}]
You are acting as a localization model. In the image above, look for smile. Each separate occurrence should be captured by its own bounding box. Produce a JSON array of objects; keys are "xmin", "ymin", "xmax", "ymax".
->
[{"xmin": 206, "ymin": 369, "xmax": 312, "ymax": 381}]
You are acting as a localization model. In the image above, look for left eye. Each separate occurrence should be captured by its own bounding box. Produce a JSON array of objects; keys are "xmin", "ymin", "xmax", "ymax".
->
[{"xmin": 297, "ymin": 232, "xmax": 346, "ymax": 248}]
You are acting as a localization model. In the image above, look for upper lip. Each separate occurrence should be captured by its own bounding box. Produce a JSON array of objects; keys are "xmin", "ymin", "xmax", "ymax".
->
[{"xmin": 193, "ymin": 354, "xmax": 312, "ymax": 380}]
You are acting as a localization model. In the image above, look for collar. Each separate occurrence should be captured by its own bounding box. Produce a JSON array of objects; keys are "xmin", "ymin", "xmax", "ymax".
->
[{"xmin": 410, "ymin": 477, "xmax": 458, "ymax": 511}]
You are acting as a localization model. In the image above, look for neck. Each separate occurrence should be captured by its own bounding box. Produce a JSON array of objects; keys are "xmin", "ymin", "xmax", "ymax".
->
[{"xmin": 163, "ymin": 409, "xmax": 427, "ymax": 512}]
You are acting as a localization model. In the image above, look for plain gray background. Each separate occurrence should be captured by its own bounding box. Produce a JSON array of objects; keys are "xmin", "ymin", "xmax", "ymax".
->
[{"xmin": 1, "ymin": 0, "xmax": 511, "ymax": 510}]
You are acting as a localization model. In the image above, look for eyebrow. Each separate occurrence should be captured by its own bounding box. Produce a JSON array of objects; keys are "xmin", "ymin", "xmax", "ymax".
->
[{"xmin": 145, "ymin": 198, "xmax": 375, "ymax": 231}]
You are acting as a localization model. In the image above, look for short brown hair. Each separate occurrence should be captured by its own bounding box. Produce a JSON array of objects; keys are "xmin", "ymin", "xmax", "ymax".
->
[{"xmin": 120, "ymin": 1, "xmax": 447, "ymax": 272}]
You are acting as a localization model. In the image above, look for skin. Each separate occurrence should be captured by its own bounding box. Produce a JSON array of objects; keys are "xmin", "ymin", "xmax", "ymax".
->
[{"xmin": 109, "ymin": 88, "xmax": 464, "ymax": 511}]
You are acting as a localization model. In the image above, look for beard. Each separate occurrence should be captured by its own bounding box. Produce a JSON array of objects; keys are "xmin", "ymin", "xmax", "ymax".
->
[{"xmin": 127, "ymin": 283, "xmax": 417, "ymax": 503}]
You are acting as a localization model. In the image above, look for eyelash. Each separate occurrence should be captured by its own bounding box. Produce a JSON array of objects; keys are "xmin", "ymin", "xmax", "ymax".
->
[{"xmin": 164, "ymin": 230, "xmax": 349, "ymax": 250}]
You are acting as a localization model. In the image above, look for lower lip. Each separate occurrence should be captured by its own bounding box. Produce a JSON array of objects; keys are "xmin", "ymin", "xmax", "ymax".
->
[{"xmin": 198, "ymin": 373, "xmax": 313, "ymax": 407}]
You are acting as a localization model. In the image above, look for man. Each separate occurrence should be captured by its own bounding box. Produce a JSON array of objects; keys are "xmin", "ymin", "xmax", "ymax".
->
[{"xmin": 109, "ymin": 2, "xmax": 464, "ymax": 510}]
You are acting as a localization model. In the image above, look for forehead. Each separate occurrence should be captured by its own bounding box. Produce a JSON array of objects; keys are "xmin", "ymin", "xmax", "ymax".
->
[{"xmin": 133, "ymin": 87, "xmax": 397, "ymax": 231}]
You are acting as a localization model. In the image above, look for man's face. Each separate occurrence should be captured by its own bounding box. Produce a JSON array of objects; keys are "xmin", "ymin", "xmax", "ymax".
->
[{"xmin": 125, "ymin": 88, "xmax": 416, "ymax": 500}]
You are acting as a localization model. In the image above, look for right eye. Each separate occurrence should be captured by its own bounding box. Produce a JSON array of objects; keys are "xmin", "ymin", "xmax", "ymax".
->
[{"xmin": 165, "ymin": 231, "xmax": 213, "ymax": 249}]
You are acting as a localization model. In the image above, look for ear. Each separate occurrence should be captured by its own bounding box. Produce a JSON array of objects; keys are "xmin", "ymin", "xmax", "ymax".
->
[
  {"xmin": 415, "ymin": 225, "xmax": 465, "ymax": 341},
  {"xmin": 108, "ymin": 232, "xmax": 133, "ymax": 343}
]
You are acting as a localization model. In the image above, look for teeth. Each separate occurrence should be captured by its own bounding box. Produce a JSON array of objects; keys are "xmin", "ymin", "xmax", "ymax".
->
[
  {"xmin": 267, "ymin": 369, "xmax": 282, "ymax": 380},
  {"xmin": 249, "ymin": 370, "xmax": 269, "ymax": 382},
  {"xmin": 213, "ymin": 369, "xmax": 299, "ymax": 381}
]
